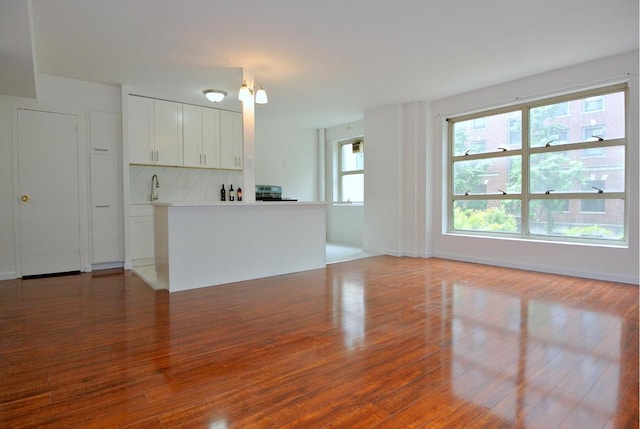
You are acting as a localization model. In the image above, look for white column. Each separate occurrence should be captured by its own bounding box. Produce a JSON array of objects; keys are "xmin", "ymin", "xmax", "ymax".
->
[{"xmin": 241, "ymin": 69, "xmax": 256, "ymax": 202}]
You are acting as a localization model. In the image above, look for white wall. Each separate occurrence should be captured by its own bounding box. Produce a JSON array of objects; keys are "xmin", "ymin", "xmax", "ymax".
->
[
  {"xmin": 429, "ymin": 50, "xmax": 639, "ymax": 284},
  {"xmin": 362, "ymin": 102, "xmax": 429, "ymax": 257},
  {"xmin": 363, "ymin": 105, "xmax": 402, "ymax": 254},
  {"xmin": 324, "ymin": 120, "xmax": 364, "ymax": 246},
  {"xmin": 0, "ymin": 101, "xmax": 15, "ymax": 277},
  {"xmin": 0, "ymin": 74, "xmax": 122, "ymax": 279},
  {"xmin": 255, "ymin": 121, "xmax": 319, "ymax": 201}
]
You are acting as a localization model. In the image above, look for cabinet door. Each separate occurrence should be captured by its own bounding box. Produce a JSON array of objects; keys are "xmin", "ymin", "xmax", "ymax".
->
[
  {"xmin": 130, "ymin": 215, "xmax": 154, "ymax": 261},
  {"xmin": 90, "ymin": 154, "xmax": 123, "ymax": 263},
  {"xmin": 90, "ymin": 111, "xmax": 120, "ymax": 154},
  {"xmin": 220, "ymin": 110, "xmax": 243, "ymax": 170},
  {"xmin": 130, "ymin": 204, "xmax": 154, "ymax": 262},
  {"xmin": 154, "ymin": 99, "xmax": 183, "ymax": 166},
  {"xmin": 231, "ymin": 112, "xmax": 243, "ymax": 169},
  {"xmin": 202, "ymin": 107, "xmax": 221, "ymax": 168},
  {"xmin": 183, "ymin": 104, "xmax": 203, "ymax": 167},
  {"xmin": 129, "ymin": 96, "xmax": 154, "ymax": 164}
]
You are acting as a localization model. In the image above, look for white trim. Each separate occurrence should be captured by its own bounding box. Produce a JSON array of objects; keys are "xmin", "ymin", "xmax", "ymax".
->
[
  {"xmin": 432, "ymin": 251, "xmax": 638, "ymax": 285},
  {"xmin": 0, "ymin": 272, "xmax": 18, "ymax": 281},
  {"xmin": 92, "ymin": 262, "xmax": 124, "ymax": 270}
]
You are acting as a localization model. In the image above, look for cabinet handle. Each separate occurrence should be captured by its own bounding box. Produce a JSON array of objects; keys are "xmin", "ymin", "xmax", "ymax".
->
[
  {"xmin": 150, "ymin": 150, "xmax": 154, "ymax": 161},
  {"xmin": 94, "ymin": 148, "xmax": 109, "ymax": 152},
  {"xmin": 156, "ymin": 150, "xmax": 159, "ymax": 162},
  {"xmin": 204, "ymin": 154, "xmax": 207, "ymax": 165},
  {"xmin": 95, "ymin": 205, "xmax": 111, "ymax": 208}
]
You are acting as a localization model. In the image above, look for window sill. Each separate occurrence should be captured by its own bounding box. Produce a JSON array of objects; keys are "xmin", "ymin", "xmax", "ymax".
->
[
  {"xmin": 332, "ymin": 202, "xmax": 364, "ymax": 207},
  {"xmin": 445, "ymin": 230, "xmax": 628, "ymax": 249}
]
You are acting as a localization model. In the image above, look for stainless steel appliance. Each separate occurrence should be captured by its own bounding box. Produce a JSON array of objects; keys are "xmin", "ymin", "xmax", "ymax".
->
[{"xmin": 255, "ymin": 185, "xmax": 297, "ymax": 201}]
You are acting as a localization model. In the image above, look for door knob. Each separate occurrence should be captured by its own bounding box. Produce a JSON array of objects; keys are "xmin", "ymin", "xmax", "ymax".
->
[{"xmin": 21, "ymin": 195, "xmax": 29, "ymax": 202}]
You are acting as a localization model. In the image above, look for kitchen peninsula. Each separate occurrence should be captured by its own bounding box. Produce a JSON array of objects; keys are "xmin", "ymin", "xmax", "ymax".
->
[{"xmin": 152, "ymin": 201, "xmax": 327, "ymax": 292}]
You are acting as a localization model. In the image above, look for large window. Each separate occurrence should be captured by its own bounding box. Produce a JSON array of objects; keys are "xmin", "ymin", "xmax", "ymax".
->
[
  {"xmin": 449, "ymin": 84, "xmax": 627, "ymax": 243},
  {"xmin": 339, "ymin": 140, "xmax": 364, "ymax": 202}
]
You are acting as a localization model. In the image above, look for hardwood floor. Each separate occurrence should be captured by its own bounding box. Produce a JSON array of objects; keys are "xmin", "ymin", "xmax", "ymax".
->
[{"xmin": 0, "ymin": 256, "xmax": 637, "ymax": 428}]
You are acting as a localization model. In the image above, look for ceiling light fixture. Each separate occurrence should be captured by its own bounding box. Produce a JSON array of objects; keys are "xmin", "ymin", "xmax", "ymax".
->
[
  {"xmin": 238, "ymin": 80, "xmax": 268, "ymax": 104},
  {"xmin": 203, "ymin": 89, "xmax": 227, "ymax": 103}
]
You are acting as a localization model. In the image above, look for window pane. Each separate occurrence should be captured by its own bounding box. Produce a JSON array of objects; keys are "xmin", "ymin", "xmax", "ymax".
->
[
  {"xmin": 341, "ymin": 143, "xmax": 364, "ymax": 172},
  {"xmin": 453, "ymin": 111, "xmax": 522, "ymax": 156},
  {"xmin": 453, "ymin": 155, "xmax": 521, "ymax": 195},
  {"xmin": 529, "ymin": 90, "xmax": 625, "ymax": 147},
  {"xmin": 453, "ymin": 200, "xmax": 521, "ymax": 233},
  {"xmin": 529, "ymin": 199, "xmax": 624, "ymax": 240},
  {"xmin": 529, "ymin": 146, "xmax": 625, "ymax": 193},
  {"xmin": 341, "ymin": 174, "xmax": 363, "ymax": 202}
]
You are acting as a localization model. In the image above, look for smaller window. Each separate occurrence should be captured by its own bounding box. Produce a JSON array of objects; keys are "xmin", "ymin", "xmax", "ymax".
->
[
  {"xmin": 583, "ymin": 96, "xmax": 604, "ymax": 112},
  {"xmin": 583, "ymin": 125, "xmax": 605, "ymax": 141},
  {"xmin": 582, "ymin": 125, "xmax": 606, "ymax": 157},
  {"xmin": 551, "ymin": 129, "xmax": 569, "ymax": 145},
  {"xmin": 338, "ymin": 140, "xmax": 364, "ymax": 202},
  {"xmin": 581, "ymin": 180, "xmax": 606, "ymax": 213},
  {"xmin": 471, "ymin": 140, "xmax": 486, "ymax": 153},
  {"xmin": 508, "ymin": 119, "xmax": 521, "ymax": 146},
  {"xmin": 581, "ymin": 199, "xmax": 606, "ymax": 213},
  {"xmin": 473, "ymin": 117, "xmax": 486, "ymax": 129},
  {"xmin": 552, "ymin": 102, "xmax": 569, "ymax": 117}
]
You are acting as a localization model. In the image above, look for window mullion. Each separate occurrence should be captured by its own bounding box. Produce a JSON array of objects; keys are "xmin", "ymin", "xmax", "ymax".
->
[{"xmin": 521, "ymin": 106, "xmax": 530, "ymax": 237}]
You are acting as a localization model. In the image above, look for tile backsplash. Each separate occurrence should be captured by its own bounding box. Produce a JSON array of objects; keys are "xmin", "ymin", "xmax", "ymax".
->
[{"xmin": 130, "ymin": 165, "xmax": 243, "ymax": 203}]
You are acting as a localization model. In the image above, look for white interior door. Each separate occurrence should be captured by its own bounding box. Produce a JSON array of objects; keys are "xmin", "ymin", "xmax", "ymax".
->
[{"xmin": 17, "ymin": 109, "xmax": 81, "ymax": 277}]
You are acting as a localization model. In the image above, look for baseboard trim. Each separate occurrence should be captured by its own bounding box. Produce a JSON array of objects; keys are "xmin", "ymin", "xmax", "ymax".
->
[
  {"xmin": 0, "ymin": 272, "xmax": 18, "ymax": 281},
  {"xmin": 432, "ymin": 252, "xmax": 639, "ymax": 285}
]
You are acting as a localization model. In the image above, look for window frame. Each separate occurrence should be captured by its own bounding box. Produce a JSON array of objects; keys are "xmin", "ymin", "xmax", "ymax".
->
[
  {"xmin": 338, "ymin": 139, "xmax": 364, "ymax": 203},
  {"xmin": 447, "ymin": 83, "xmax": 628, "ymax": 245}
]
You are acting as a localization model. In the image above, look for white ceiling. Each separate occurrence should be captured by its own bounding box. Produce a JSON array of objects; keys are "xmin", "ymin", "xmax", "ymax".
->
[{"xmin": 6, "ymin": 0, "xmax": 640, "ymax": 128}]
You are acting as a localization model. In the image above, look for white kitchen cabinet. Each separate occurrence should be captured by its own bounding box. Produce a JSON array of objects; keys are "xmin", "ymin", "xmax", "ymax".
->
[
  {"xmin": 89, "ymin": 110, "xmax": 123, "ymax": 265},
  {"xmin": 128, "ymin": 96, "xmax": 154, "ymax": 164},
  {"xmin": 128, "ymin": 95, "xmax": 183, "ymax": 166},
  {"xmin": 130, "ymin": 204, "xmax": 154, "ymax": 264},
  {"xmin": 154, "ymin": 99, "xmax": 183, "ymax": 166},
  {"xmin": 90, "ymin": 154, "xmax": 123, "ymax": 264},
  {"xmin": 183, "ymin": 105, "xmax": 221, "ymax": 168},
  {"xmin": 202, "ymin": 107, "xmax": 221, "ymax": 168},
  {"xmin": 90, "ymin": 111, "xmax": 120, "ymax": 154},
  {"xmin": 182, "ymin": 104, "xmax": 203, "ymax": 167},
  {"xmin": 220, "ymin": 110, "xmax": 243, "ymax": 170}
]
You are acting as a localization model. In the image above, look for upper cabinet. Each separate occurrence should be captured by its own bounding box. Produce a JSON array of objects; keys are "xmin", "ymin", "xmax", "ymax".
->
[
  {"xmin": 202, "ymin": 107, "xmax": 222, "ymax": 168},
  {"xmin": 90, "ymin": 111, "xmax": 120, "ymax": 154},
  {"xmin": 220, "ymin": 110, "xmax": 243, "ymax": 170},
  {"xmin": 128, "ymin": 95, "xmax": 241, "ymax": 170},
  {"xmin": 129, "ymin": 96, "xmax": 153, "ymax": 164},
  {"xmin": 128, "ymin": 95, "xmax": 183, "ymax": 166},
  {"xmin": 153, "ymin": 99, "xmax": 183, "ymax": 166},
  {"xmin": 183, "ymin": 104, "xmax": 221, "ymax": 168}
]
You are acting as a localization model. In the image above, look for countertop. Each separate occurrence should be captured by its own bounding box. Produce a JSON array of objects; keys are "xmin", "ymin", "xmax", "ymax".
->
[{"xmin": 150, "ymin": 201, "xmax": 328, "ymax": 207}]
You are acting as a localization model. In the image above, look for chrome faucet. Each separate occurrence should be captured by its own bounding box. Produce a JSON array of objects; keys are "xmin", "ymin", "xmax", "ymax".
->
[{"xmin": 151, "ymin": 174, "xmax": 160, "ymax": 201}]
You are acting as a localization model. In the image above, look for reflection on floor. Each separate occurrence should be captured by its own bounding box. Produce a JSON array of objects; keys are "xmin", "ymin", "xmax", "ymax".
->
[
  {"xmin": 5, "ymin": 257, "xmax": 636, "ymax": 427},
  {"xmin": 325, "ymin": 242, "xmax": 378, "ymax": 264},
  {"xmin": 133, "ymin": 243, "xmax": 377, "ymax": 289},
  {"xmin": 131, "ymin": 264, "xmax": 158, "ymax": 289}
]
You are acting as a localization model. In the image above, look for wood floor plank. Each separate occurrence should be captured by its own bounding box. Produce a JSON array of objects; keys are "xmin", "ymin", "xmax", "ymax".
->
[{"xmin": 0, "ymin": 257, "xmax": 636, "ymax": 428}]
